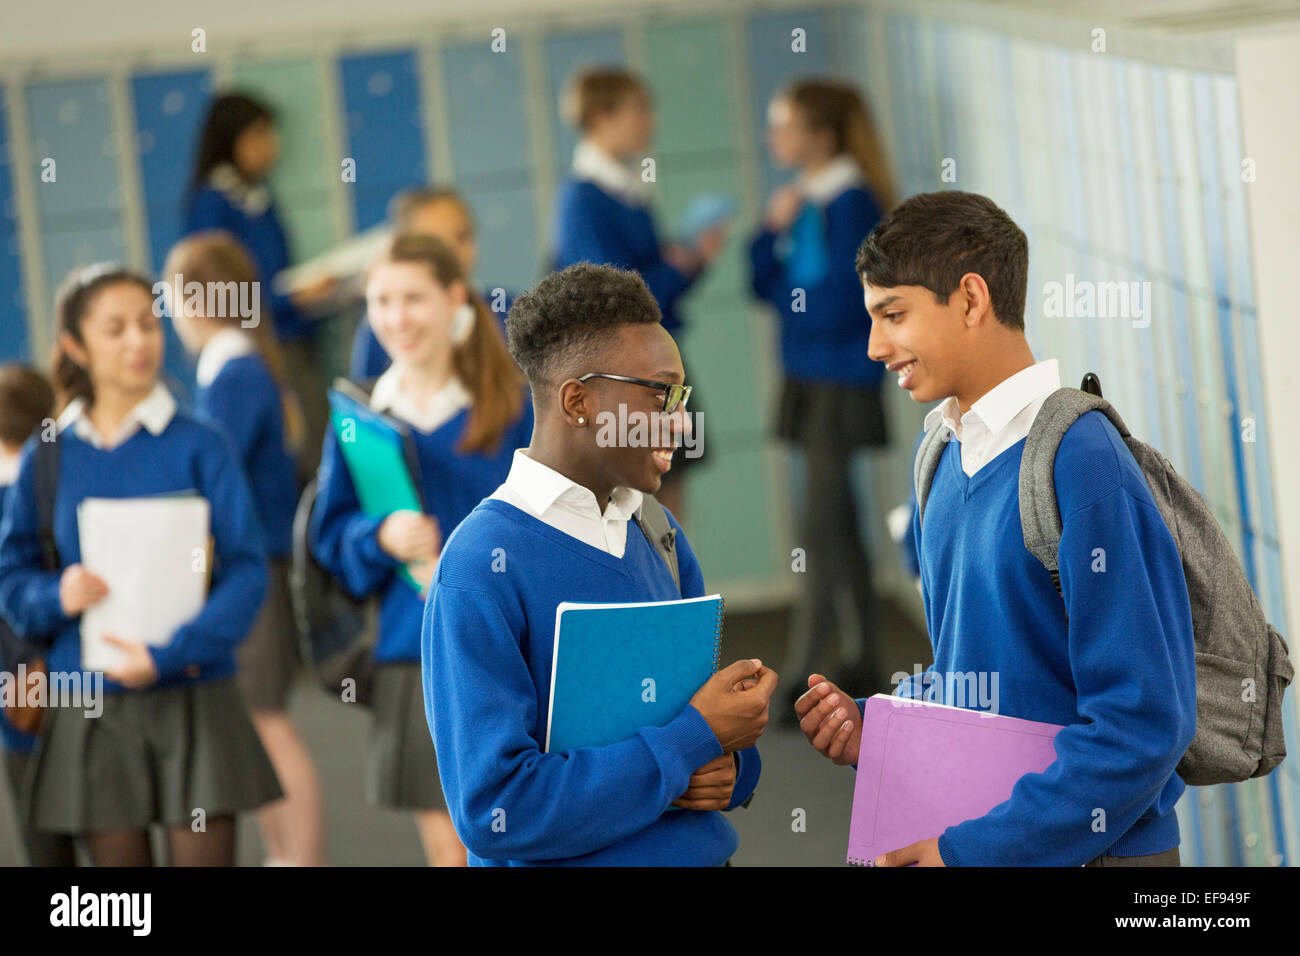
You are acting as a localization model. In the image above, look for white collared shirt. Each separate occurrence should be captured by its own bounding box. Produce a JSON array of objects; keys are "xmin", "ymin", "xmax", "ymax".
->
[
  {"xmin": 571, "ymin": 139, "xmax": 652, "ymax": 206},
  {"xmin": 923, "ymin": 359, "xmax": 1061, "ymax": 477},
  {"xmin": 195, "ymin": 327, "xmax": 257, "ymax": 388},
  {"xmin": 490, "ymin": 448, "xmax": 644, "ymax": 557},
  {"xmin": 56, "ymin": 381, "xmax": 177, "ymax": 451},
  {"xmin": 207, "ymin": 162, "xmax": 271, "ymax": 216},
  {"xmin": 798, "ymin": 154, "xmax": 863, "ymax": 205},
  {"xmin": 370, "ymin": 366, "xmax": 472, "ymax": 435},
  {"xmin": 0, "ymin": 447, "xmax": 21, "ymax": 486}
]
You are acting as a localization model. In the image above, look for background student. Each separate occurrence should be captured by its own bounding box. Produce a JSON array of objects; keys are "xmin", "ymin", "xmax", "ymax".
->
[
  {"xmin": 164, "ymin": 232, "xmax": 325, "ymax": 867},
  {"xmin": 424, "ymin": 263, "xmax": 774, "ymax": 867},
  {"xmin": 797, "ymin": 191, "xmax": 1197, "ymax": 867},
  {"xmin": 550, "ymin": 67, "xmax": 725, "ymax": 521},
  {"xmin": 183, "ymin": 92, "xmax": 338, "ymax": 475},
  {"xmin": 0, "ymin": 364, "xmax": 76, "ymax": 867},
  {"xmin": 748, "ymin": 78, "xmax": 897, "ymax": 716},
  {"xmin": 350, "ymin": 187, "xmax": 513, "ymax": 381},
  {"xmin": 310, "ymin": 233, "xmax": 532, "ymax": 867},
  {"xmin": 0, "ymin": 264, "xmax": 281, "ymax": 866}
]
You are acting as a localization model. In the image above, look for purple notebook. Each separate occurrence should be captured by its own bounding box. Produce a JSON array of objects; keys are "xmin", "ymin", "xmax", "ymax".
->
[{"xmin": 847, "ymin": 694, "xmax": 1063, "ymax": 866}]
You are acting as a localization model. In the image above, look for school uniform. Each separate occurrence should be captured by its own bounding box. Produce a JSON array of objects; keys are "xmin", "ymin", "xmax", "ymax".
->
[
  {"xmin": 552, "ymin": 141, "xmax": 697, "ymax": 335},
  {"xmin": 552, "ymin": 141, "xmax": 710, "ymax": 477},
  {"xmin": 0, "ymin": 456, "xmax": 77, "ymax": 865},
  {"xmin": 748, "ymin": 155, "xmax": 888, "ymax": 696},
  {"xmin": 867, "ymin": 359, "xmax": 1196, "ymax": 866},
  {"xmin": 310, "ymin": 370, "xmax": 532, "ymax": 810},
  {"xmin": 0, "ymin": 382, "xmax": 282, "ymax": 833},
  {"xmin": 195, "ymin": 329, "xmax": 302, "ymax": 710},
  {"xmin": 185, "ymin": 164, "xmax": 311, "ymax": 343},
  {"xmin": 349, "ymin": 289, "xmax": 515, "ymax": 382},
  {"xmin": 185, "ymin": 162, "xmax": 328, "ymax": 475},
  {"xmin": 423, "ymin": 449, "xmax": 762, "ymax": 866}
]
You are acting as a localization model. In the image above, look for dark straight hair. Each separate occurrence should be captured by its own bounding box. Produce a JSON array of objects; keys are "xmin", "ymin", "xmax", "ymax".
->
[
  {"xmin": 855, "ymin": 191, "xmax": 1029, "ymax": 331},
  {"xmin": 185, "ymin": 92, "xmax": 274, "ymax": 211}
]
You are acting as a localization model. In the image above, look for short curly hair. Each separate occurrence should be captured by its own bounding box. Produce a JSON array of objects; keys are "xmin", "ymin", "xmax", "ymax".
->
[{"xmin": 506, "ymin": 263, "xmax": 662, "ymax": 388}]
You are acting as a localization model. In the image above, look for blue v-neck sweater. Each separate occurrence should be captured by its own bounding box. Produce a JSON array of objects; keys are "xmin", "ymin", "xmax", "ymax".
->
[
  {"xmin": 874, "ymin": 411, "xmax": 1196, "ymax": 866},
  {"xmin": 422, "ymin": 498, "xmax": 762, "ymax": 866},
  {"xmin": 311, "ymin": 403, "xmax": 532, "ymax": 662},
  {"xmin": 0, "ymin": 414, "xmax": 268, "ymax": 692},
  {"xmin": 551, "ymin": 178, "xmax": 694, "ymax": 334}
]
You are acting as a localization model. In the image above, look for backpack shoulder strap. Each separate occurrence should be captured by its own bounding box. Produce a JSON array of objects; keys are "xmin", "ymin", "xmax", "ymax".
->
[
  {"xmin": 633, "ymin": 495, "xmax": 680, "ymax": 594},
  {"xmin": 1019, "ymin": 387, "xmax": 1132, "ymax": 591},
  {"xmin": 912, "ymin": 419, "xmax": 951, "ymax": 527},
  {"xmin": 31, "ymin": 434, "xmax": 61, "ymax": 572}
]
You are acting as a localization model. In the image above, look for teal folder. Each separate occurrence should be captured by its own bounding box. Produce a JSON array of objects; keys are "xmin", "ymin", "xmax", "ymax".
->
[
  {"xmin": 544, "ymin": 594, "xmax": 725, "ymax": 753},
  {"xmin": 327, "ymin": 379, "xmax": 426, "ymax": 593}
]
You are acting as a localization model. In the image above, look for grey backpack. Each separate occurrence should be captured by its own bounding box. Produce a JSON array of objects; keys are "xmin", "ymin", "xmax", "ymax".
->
[
  {"xmin": 633, "ymin": 495, "xmax": 680, "ymax": 593},
  {"xmin": 914, "ymin": 375, "xmax": 1293, "ymax": 786}
]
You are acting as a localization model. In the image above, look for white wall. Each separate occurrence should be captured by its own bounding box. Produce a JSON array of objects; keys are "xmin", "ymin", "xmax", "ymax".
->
[{"xmin": 1236, "ymin": 28, "xmax": 1300, "ymax": 635}]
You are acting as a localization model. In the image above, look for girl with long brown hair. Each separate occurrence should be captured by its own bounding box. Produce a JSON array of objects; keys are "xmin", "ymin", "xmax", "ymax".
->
[
  {"xmin": 164, "ymin": 231, "xmax": 324, "ymax": 867},
  {"xmin": 748, "ymin": 78, "xmax": 898, "ymax": 720},
  {"xmin": 310, "ymin": 232, "xmax": 532, "ymax": 866}
]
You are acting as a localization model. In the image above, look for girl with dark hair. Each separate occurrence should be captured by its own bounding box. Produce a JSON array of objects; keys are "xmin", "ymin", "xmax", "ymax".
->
[
  {"xmin": 183, "ymin": 91, "xmax": 335, "ymax": 474},
  {"xmin": 0, "ymin": 263, "xmax": 280, "ymax": 866}
]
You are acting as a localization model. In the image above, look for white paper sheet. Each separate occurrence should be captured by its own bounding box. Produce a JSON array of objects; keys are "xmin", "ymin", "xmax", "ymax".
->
[{"xmin": 77, "ymin": 495, "xmax": 211, "ymax": 673}]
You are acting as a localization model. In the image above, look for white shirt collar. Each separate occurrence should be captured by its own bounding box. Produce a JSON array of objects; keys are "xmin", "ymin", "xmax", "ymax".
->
[
  {"xmin": 370, "ymin": 366, "xmax": 472, "ymax": 434},
  {"xmin": 924, "ymin": 359, "xmax": 1061, "ymax": 436},
  {"xmin": 0, "ymin": 447, "xmax": 21, "ymax": 486},
  {"xmin": 571, "ymin": 139, "xmax": 652, "ymax": 206},
  {"xmin": 490, "ymin": 448, "xmax": 646, "ymax": 557},
  {"xmin": 208, "ymin": 162, "xmax": 271, "ymax": 216},
  {"xmin": 501, "ymin": 448, "xmax": 643, "ymax": 519},
  {"xmin": 922, "ymin": 359, "xmax": 1061, "ymax": 478},
  {"xmin": 195, "ymin": 327, "xmax": 257, "ymax": 388},
  {"xmin": 799, "ymin": 154, "xmax": 863, "ymax": 205},
  {"xmin": 56, "ymin": 381, "xmax": 177, "ymax": 450}
]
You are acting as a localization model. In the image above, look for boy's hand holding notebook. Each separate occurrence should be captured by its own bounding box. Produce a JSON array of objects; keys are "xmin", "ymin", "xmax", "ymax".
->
[
  {"xmin": 687, "ymin": 659, "xmax": 779, "ymax": 753},
  {"xmin": 544, "ymin": 596, "xmax": 779, "ymax": 756},
  {"xmin": 845, "ymin": 694, "xmax": 1063, "ymax": 866}
]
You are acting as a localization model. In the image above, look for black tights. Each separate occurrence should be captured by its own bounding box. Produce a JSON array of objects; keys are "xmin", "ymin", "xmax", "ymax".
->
[{"xmin": 84, "ymin": 816, "xmax": 236, "ymax": 866}]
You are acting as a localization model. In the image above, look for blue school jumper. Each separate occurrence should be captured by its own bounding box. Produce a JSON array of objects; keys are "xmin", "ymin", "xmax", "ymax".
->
[
  {"xmin": 868, "ymin": 411, "xmax": 1196, "ymax": 866},
  {"xmin": 184, "ymin": 184, "xmax": 311, "ymax": 342},
  {"xmin": 195, "ymin": 354, "xmax": 299, "ymax": 559},
  {"xmin": 423, "ymin": 498, "xmax": 763, "ymax": 866},
  {"xmin": 0, "ymin": 481, "xmax": 38, "ymax": 753},
  {"xmin": 349, "ymin": 289, "xmax": 515, "ymax": 381},
  {"xmin": 551, "ymin": 178, "xmax": 694, "ymax": 334},
  {"xmin": 310, "ymin": 399, "xmax": 533, "ymax": 663},
  {"xmin": 0, "ymin": 415, "xmax": 269, "ymax": 694},
  {"xmin": 749, "ymin": 186, "xmax": 885, "ymax": 387}
]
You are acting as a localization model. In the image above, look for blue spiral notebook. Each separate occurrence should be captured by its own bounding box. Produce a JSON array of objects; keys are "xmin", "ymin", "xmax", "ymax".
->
[{"xmin": 544, "ymin": 595, "xmax": 725, "ymax": 753}]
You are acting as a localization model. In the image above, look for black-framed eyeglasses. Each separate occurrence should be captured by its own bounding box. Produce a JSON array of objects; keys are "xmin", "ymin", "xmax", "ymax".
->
[{"xmin": 577, "ymin": 373, "xmax": 693, "ymax": 413}]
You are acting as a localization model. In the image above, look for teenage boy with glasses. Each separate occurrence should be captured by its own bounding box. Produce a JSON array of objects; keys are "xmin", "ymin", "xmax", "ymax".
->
[{"xmin": 422, "ymin": 263, "xmax": 776, "ymax": 866}]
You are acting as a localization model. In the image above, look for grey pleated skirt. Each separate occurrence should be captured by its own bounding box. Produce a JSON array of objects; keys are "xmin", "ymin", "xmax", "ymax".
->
[
  {"xmin": 25, "ymin": 677, "xmax": 284, "ymax": 834},
  {"xmin": 366, "ymin": 662, "xmax": 445, "ymax": 811},
  {"xmin": 236, "ymin": 558, "xmax": 302, "ymax": 711},
  {"xmin": 776, "ymin": 377, "xmax": 889, "ymax": 449}
]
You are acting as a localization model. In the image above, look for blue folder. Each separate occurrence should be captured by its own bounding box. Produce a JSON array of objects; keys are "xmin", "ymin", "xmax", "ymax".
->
[{"xmin": 544, "ymin": 595, "xmax": 725, "ymax": 753}]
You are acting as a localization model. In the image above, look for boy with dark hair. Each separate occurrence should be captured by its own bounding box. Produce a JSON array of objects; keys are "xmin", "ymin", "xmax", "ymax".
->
[
  {"xmin": 797, "ymin": 191, "xmax": 1196, "ymax": 867},
  {"xmin": 422, "ymin": 263, "xmax": 776, "ymax": 866},
  {"xmin": 0, "ymin": 364, "xmax": 76, "ymax": 866}
]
